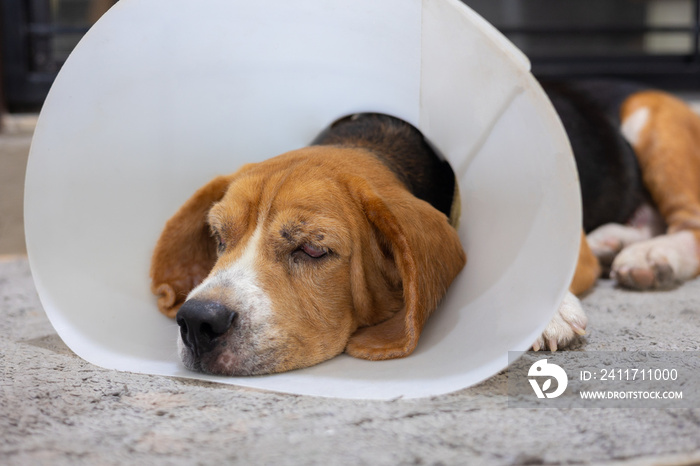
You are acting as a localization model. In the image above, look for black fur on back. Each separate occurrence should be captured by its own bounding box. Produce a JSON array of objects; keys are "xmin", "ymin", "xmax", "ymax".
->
[
  {"xmin": 312, "ymin": 113, "xmax": 456, "ymax": 219},
  {"xmin": 542, "ymin": 79, "xmax": 649, "ymax": 232}
]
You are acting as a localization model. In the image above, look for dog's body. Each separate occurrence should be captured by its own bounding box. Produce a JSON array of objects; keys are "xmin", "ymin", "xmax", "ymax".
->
[
  {"xmin": 545, "ymin": 80, "xmax": 650, "ymax": 234},
  {"xmin": 151, "ymin": 81, "xmax": 700, "ymax": 374},
  {"xmin": 535, "ymin": 80, "xmax": 700, "ymax": 350}
]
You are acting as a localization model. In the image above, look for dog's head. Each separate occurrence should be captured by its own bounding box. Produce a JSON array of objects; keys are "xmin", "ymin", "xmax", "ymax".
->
[{"xmin": 150, "ymin": 146, "xmax": 465, "ymax": 375}]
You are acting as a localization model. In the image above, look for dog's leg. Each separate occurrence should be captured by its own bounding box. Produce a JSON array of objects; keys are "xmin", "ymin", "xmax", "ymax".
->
[
  {"xmin": 533, "ymin": 292, "xmax": 587, "ymax": 352},
  {"xmin": 570, "ymin": 230, "xmax": 601, "ymax": 295},
  {"xmin": 587, "ymin": 203, "xmax": 665, "ymax": 273},
  {"xmin": 613, "ymin": 231, "xmax": 700, "ymax": 289},
  {"xmin": 534, "ymin": 231, "xmax": 596, "ymax": 351},
  {"xmin": 611, "ymin": 91, "xmax": 700, "ymax": 289}
]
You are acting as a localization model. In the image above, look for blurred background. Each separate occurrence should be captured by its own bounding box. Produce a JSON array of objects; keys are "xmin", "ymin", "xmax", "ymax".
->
[
  {"xmin": 2, "ymin": 0, "xmax": 698, "ymax": 113},
  {"xmin": 472, "ymin": 0, "xmax": 700, "ymax": 88},
  {"xmin": 0, "ymin": 0, "xmax": 699, "ymax": 253}
]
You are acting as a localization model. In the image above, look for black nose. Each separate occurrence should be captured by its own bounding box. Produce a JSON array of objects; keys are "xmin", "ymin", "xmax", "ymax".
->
[{"xmin": 176, "ymin": 299, "xmax": 237, "ymax": 356}]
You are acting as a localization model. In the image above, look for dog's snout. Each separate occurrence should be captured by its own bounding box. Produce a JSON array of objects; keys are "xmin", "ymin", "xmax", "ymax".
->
[{"xmin": 176, "ymin": 299, "xmax": 237, "ymax": 355}]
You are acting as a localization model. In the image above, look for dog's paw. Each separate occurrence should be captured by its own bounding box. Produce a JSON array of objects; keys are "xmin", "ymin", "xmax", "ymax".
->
[
  {"xmin": 532, "ymin": 292, "xmax": 587, "ymax": 352},
  {"xmin": 611, "ymin": 231, "xmax": 699, "ymax": 290},
  {"xmin": 587, "ymin": 223, "xmax": 652, "ymax": 267}
]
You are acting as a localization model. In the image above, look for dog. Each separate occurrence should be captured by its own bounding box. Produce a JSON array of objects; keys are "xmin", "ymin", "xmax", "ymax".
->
[
  {"xmin": 150, "ymin": 81, "xmax": 700, "ymax": 375},
  {"xmin": 150, "ymin": 114, "xmax": 466, "ymax": 375}
]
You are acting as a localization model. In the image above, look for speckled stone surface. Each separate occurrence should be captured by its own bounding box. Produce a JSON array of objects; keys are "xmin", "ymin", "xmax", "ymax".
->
[{"xmin": 2, "ymin": 256, "xmax": 700, "ymax": 465}]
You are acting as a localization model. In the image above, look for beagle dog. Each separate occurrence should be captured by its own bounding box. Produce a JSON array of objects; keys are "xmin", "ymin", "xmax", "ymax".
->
[
  {"xmin": 151, "ymin": 80, "xmax": 700, "ymax": 375},
  {"xmin": 150, "ymin": 114, "xmax": 466, "ymax": 375},
  {"xmin": 535, "ymin": 80, "xmax": 700, "ymax": 351}
]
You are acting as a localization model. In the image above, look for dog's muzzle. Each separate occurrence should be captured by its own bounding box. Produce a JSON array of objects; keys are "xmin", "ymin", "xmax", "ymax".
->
[{"xmin": 176, "ymin": 299, "xmax": 237, "ymax": 357}]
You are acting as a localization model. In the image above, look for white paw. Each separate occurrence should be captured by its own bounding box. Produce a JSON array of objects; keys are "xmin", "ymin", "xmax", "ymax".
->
[
  {"xmin": 533, "ymin": 292, "xmax": 588, "ymax": 352},
  {"xmin": 611, "ymin": 231, "xmax": 699, "ymax": 290},
  {"xmin": 587, "ymin": 223, "xmax": 653, "ymax": 266}
]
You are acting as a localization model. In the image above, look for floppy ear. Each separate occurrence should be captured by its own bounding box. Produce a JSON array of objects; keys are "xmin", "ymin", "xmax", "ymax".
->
[
  {"xmin": 345, "ymin": 178, "xmax": 467, "ymax": 360},
  {"xmin": 150, "ymin": 175, "xmax": 233, "ymax": 318}
]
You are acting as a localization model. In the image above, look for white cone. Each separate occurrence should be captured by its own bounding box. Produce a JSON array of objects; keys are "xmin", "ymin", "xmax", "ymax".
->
[{"xmin": 25, "ymin": 0, "xmax": 580, "ymax": 399}]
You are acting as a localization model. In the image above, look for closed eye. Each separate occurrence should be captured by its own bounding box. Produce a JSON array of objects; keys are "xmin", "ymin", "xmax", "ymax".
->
[
  {"xmin": 295, "ymin": 243, "xmax": 328, "ymax": 260},
  {"xmin": 211, "ymin": 230, "xmax": 226, "ymax": 254}
]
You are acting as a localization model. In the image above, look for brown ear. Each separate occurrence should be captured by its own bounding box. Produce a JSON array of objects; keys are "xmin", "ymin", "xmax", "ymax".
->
[
  {"xmin": 345, "ymin": 178, "xmax": 467, "ymax": 360},
  {"xmin": 150, "ymin": 175, "xmax": 233, "ymax": 318}
]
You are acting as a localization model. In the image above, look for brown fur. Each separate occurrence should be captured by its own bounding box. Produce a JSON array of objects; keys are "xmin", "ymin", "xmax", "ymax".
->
[
  {"xmin": 150, "ymin": 146, "xmax": 466, "ymax": 374},
  {"xmin": 570, "ymin": 230, "xmax": 601, "ymax": 296},
  {"xmin": 150, "ymin": 175, "xmax": 235, "ymax": 318},
  {"xmin": 622, "ymin": 92, "xmax": 700, "ymax": 240}
]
